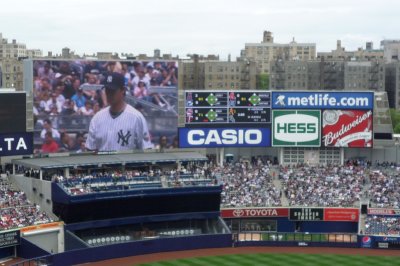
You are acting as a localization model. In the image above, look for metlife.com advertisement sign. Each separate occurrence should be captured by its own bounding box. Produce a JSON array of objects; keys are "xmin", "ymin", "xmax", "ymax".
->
[{"xmin": 271, "ymin": 91, "xmax": 374, "ymax": 110}]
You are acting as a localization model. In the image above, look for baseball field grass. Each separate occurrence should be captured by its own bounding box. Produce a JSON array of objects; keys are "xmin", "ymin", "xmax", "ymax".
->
[{"xmin": 137, "ymin": 253, "xmax": 400, "ymax": 266}]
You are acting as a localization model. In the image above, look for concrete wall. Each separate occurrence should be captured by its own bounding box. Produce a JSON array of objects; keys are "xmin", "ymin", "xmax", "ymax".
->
[
  {"xmin": 22, "ymin": 226, "xmax": 64, "ymax": 254},
  {"xmin": 9, "ymin": 175, "xmax": 57, "ymax": 219},
  {"xmin": 344, "ymin": 146, "xmax": 400, "ymax": 163}
]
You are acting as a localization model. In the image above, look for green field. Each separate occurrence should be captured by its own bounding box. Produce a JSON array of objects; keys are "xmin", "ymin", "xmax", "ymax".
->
[{"xmin": 137, "ymin": 253, "xmax": 400, "ymax": 266}]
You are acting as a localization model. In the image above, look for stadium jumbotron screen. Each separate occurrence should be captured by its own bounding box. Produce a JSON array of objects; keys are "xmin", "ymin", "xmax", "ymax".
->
[{"xmin": 31, "ymin": 59, "xmax": 178, "ymax": 153}]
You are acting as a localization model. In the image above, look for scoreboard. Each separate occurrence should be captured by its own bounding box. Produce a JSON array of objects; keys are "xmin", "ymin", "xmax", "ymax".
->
[{"xmin": 185, "ymin": 91, "xmax": 271, "ymax": 125}]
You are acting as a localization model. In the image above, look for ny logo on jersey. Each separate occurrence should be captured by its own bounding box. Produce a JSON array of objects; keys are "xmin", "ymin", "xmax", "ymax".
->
[
  {"xmin": 117, "ymin": 130, "xmax": 131, "ymax": 146},
  {"xmin": 107, "ymin": 75, "xmax": 113, "ymax": 83}
]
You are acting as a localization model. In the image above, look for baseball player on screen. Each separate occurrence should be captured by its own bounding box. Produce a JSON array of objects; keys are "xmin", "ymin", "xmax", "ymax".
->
[{"xmin": 86, "ymin": 72, "xmax": 146, "ymax": 151}]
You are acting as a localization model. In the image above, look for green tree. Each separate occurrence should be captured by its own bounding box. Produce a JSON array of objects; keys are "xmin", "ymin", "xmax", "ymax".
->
[
  {"xmin": 390, "ymin": 108, "xmax": 400, "ymax": 133},
  {"xmin": 256, "ymin": 74, "xmax": 269, "ymax": 90}
]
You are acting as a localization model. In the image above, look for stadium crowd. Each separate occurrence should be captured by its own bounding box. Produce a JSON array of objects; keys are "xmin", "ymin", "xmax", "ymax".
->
[
  {"xmin": 365, "ymin": 216, "xmax": 400, "ymax": 236},
  {"xmin": 0, "ymin": 179, "xmax": 53, "ymax": 231},
  {"xmin": 368, "ymin": 170, "xmax": 400, "ymax": 209},
  {"xmin": 52, "ymin": 164, "xmax": 217, "ymax": 195},
  {"xmin": 33, "ymin": 60, "xmax": 178, "ymax": 153},
  {"xmin": 15, "ymin": 159, "xmax": 400, "ymax": 211},
  {"xmin": 280, "ymin": 164, "xmax": 365, "ymax": 207},
  {"xmin": 218, "ymin": 159, "xmax": 282, "ymax": 207}
]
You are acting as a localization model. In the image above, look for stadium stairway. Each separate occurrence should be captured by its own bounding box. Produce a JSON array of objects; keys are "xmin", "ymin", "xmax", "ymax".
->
[
  {"xmin": 359, "ymin": 213, "xmax": 367, "ymax": 234},
  {"xmin": 272, "ymin": 178, "xmax": 288, "ymax": 206},
  {"xmin": 270, "ymin": 166, "xmax": 288, "ymax": 206}
]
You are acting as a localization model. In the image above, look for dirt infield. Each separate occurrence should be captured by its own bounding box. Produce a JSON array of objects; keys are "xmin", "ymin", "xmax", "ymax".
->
[{"xmin": 82, "ymin": 247, "xmax": 400, "ymax": 266}]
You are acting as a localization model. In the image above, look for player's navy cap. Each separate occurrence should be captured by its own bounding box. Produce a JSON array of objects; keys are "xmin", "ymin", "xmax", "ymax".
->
[{"xmin": 103, "ymin": 72, "xmax": 125, "ymax": 90}]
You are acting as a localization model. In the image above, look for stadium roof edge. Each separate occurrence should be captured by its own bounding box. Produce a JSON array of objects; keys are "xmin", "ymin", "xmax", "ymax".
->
[{"xmin": 11, "ymin": 152, "xmax": 207, "ymax": 170}]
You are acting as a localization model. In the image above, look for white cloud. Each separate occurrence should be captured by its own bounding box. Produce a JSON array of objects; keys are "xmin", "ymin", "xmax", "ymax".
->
[{"xmin": 0, "ymin": 0, "xmax": 399, "ymax": 59}]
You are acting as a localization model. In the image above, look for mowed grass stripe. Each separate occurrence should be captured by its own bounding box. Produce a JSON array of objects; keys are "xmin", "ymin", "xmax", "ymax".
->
[{"xmin": 137, "ymin": 253, "xmax": 400, "ymax": 266}]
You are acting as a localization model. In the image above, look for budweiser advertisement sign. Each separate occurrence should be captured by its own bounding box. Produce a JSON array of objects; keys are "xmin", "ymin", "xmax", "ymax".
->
[
  {"xmin": 221, "ymin": 208, "xmax": 289, "ymax": 218},
  {"xmin": 368, "ymin": 208, "xmax": 400, "ymax": 216},
  {"xmin": 322, "ymin": 110, "xmax": 373, "ymax": 147},
  {"xmin": 323, "ymin": 208, "xmax": 359, "ymax": 221}
]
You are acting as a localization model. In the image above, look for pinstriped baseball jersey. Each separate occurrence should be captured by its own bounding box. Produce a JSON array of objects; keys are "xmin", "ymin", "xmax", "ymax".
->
[{"xmin": 86, "ymin": 104, "xmax": 145, "ymax": 151}]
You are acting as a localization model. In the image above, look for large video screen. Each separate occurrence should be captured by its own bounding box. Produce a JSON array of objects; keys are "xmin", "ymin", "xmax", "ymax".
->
[
  {"xmin": 0, "ymin": 92, "xmax": 26, "ymax": 133},
  {"xmin": 32, "ymin": 60, "xmax": 178, "ymax": 153},
  {"xmin": 322, "ymin": 110, "xmax": 372, "ymax": 147}
]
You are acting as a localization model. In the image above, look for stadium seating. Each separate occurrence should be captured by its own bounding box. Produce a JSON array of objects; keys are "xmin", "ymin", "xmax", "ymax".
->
[
  {"xmin": 0, "ymin": 178, "xmax": 53, "ymax": 230},
  {"xmin": 365, "ymin": 216, "xmax": 400, "ymax": 236}
]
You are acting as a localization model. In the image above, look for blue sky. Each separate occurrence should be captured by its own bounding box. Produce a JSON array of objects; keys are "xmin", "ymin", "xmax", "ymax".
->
[{"xmin": 0, "ymin": 0, "xmax": 398, "ymax": 59}]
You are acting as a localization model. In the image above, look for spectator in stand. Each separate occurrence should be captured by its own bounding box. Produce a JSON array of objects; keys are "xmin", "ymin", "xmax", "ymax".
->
[
  {"xmin": 131, "ymin": 66, "xmax": 150, "ymax": 89},
  {"xmin": 39, "ymin": 92, "xmax": 51, "ymax": 113},
  {"xmin": 365, "ymin": 216, "xmax": 400, "ymax": 236},
  {"xmin": 280, "ymin": 164, "xmax": 364, "ymax": 207},
  {"xmin": 80, "ymin": 101, "xmax": 94, "ymax": 116},
  {"xmin": 156, "ymin": 136, "xmax": 168, "ymax": 151},
  {"xmin": 71, "ymin": 87, "xmax": 87, "ymax": 108},
  {"xmin": 41, "ymin": 132, "xmax": 59, "ymax": 153},
  {"xmin": 0, "ymin": 179, "xmax": 53, "ymax": 231},
  {"xmin": 93, "ymin": 102, "xmax": 101, "ymax": 114},
  {"xmin": 35, "ymin": 78, "xmax": 52, "ymax": 97},
  {"xmin": 146, "ymin": 64, "xmax": 161, "ymax": 86},
  {"xmin": 369, "ymin": 169, "xmax": 400, "ymax": 209},
  {"xmin": 47, "ymin": 92, "xmax": 63, "ymax": 113},
  {"xmin": 169, "ymin": 136, "xmax": 179, "ymax": 149},
  {"xmin": 133, "ymin": 81, "xmax": 165, "ymax": 107},
  {"xmin": 219, "ymin": 160, "xmax": 281, "ymax": 207},
  {"xmin": 61, "ymin": 99, "xmax": 78, "ymax": 115},
  {"xmin": 63, "ymin": 78, "xmax": 80, "ymax": 100},
  {"xmin": 40, "ymin": 119, "xmax": 60, "ymax": 140},
  {"xmin": 37, "ymin": 62, "xmax": 55, "ymax": 80},
  {"xmin": 60, "ymin": 132, "xmax": 75, "ymax": 152},
  {"xmin": 76, "ymin": 141, "xmax": 87, "ymax": 153}
]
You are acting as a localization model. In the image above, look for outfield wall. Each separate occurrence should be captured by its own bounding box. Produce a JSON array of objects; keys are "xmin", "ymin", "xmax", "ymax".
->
[{"xmin": 14, "ymin": 234, "xmax": 232, "ymax": 266}]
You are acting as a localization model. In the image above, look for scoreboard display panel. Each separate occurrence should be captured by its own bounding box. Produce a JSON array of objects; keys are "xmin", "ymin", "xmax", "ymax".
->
[
  {"xmin": 185, "ymin": 90, "xmax": 271, "ymax": 126},
  {"xmin": 230, "ymin": 107, "xmax": 271, "ymax": 123},
  {"xmin": 189, "ymin": 108, "xmax": 228, "ymax": 123},
  {"xmin": 186, "ymin": 92, "xmax": 228, "ymax": 107},
  {"xmin": 229, "ymin": 92, "xmax": 270, "ymax": 107}
]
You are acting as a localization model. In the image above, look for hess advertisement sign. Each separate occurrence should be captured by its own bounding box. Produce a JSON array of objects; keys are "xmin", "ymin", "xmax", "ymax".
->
[
  {"xmin": 322, "ymin": 110, "xmax": 372, "ymax": 147},
  {"xmin": 272, "ymin": 110, "xmax": 321, "ymax": 147}
]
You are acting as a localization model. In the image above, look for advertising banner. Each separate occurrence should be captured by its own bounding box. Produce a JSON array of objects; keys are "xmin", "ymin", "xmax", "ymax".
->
[
  {"xmin": 322, "ymin": 110, "xmax": 372, "ymax": 147},
  {"xmin": 289, "ymin": 208, "xmax": 324, "ymax": 221},
  {"xmin": 0, "ymin": 132, "xmax": 33, "ymax": 156},
  {"xmin": 221, "ymin": 208, "xmax": 289, "ymax": 218},
  {"xmin": 361, "ymin": 236, "xmax": 372, "ymax": 248},
  {"xmin": 368, "ymin": 208, "xmax": 400, "ymax": 216},
  {"xmin": 271, "ymin": 91, "xmax": 374, "ymax": 110},
  {"xmin": 374, "ymin": 236, "xmax": 400, "ymax": 249},
  {"xmin": 323, "ymin": 208, "xmax": 359, "ymax": 222},
  {"xmin": 179, "ymin": 127, "xmax": 271, "ymax": 148},
  {"xmin": 272, "ymin": 110, "xmax": 321, "ymax": 147},
  {"xmin": 0, "ymin": 230, "xmax": 20, "ymax": 248}
]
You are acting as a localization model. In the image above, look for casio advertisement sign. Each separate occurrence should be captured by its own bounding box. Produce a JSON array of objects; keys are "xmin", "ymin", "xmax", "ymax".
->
[
  {"xmin": 178, "ymin": 127, "xmax": 271, "ymax": 148},
  {"xmin": 272, "ymin": 110, "xmax": 321, "ymax": 147}
]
